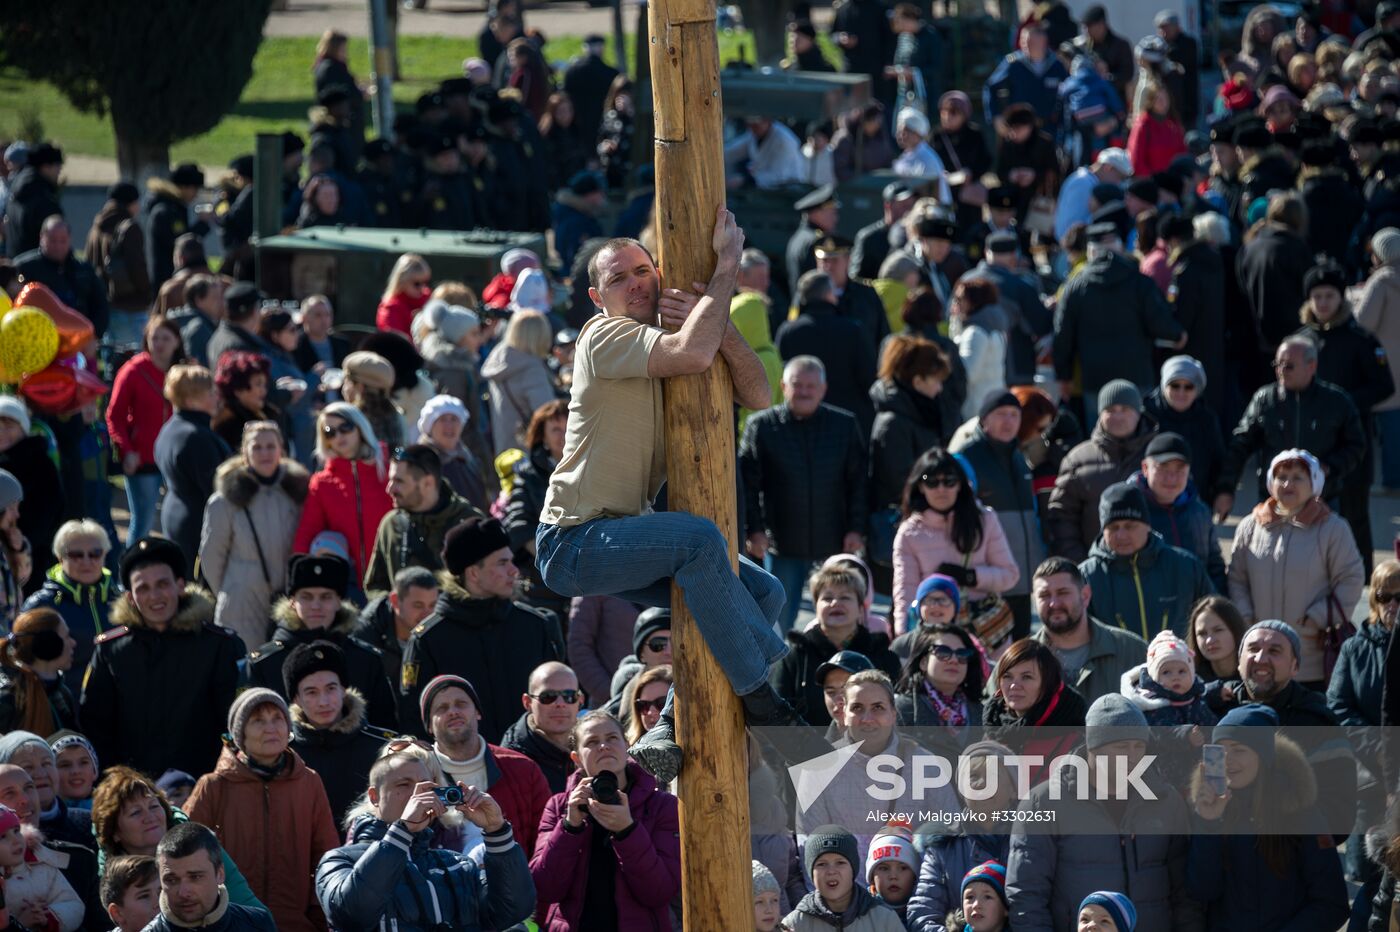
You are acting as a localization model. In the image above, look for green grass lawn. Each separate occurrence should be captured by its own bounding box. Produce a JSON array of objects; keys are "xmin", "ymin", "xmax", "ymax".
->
[{"xmin": 0, "ymin": 31, "xmax": 775, "ymax": 170}]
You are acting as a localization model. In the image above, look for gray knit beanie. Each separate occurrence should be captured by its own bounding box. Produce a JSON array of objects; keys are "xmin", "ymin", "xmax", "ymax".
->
[
  {"xmin": 1159, "ymin": 355, "xmax": 1206, "ymax": 393},
  {"xmin": 1240, "ymin": 619, "xmax": 1302, "ymax": 661},
  {"xmin": 1085, "ymin": 694, "xmax": 1149, "ymax": 750},
  {"xmin": 226, "ymin": 688, "xmax": 290, "ymax": 751},
  {"xmin": 1097, "ymin": 379, "xmax": 1143, "ymax": 413},
  {"xmin": 0, "ymin": 731, "xmax": 52, "ymax": 764},
  {"xmin": 752, "ymin": 860, "xmax": 780, "ymax": 897},
  {"xmin": 0, "ymin": 470, "xmax": 22, "ymax": 512},
  {"xmin": 804, "ymin": 825, "xmax": 859, "ymax": 880}
]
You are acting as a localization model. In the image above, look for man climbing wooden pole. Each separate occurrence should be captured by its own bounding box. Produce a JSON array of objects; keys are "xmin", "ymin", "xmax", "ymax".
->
[{"xmin": 648, "ymin": 0, "xmax": 754, "ymax": 926}]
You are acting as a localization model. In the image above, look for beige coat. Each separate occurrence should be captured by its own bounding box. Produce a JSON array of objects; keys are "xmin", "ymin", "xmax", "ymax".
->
[
  {"xmin": 199, "ymin": 458, "xmax": 308, "ymax": 653},
  {"xmin": 1227, "ymin": 499, "xmax": 1364, "ymax": 683},
  {"xmin": 1355, "ymin": 262, "xmax": 1400, "ymax": 412}
]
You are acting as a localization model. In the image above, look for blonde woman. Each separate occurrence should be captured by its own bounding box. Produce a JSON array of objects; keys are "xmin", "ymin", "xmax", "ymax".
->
[
  {"xmin": 376, "ymin": 253, "xmax": 431, "ymax": 335},
  {"xmin": 481, "ymin": 309, "xmax": 559, "ymax": 454},
  {"xmin": 200, "ymin": 422, "xmax": 310, "ymax": 653}
]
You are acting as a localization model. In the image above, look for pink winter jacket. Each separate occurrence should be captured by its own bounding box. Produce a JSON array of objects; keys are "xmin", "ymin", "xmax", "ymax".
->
[{"xmin": 891, "ymin": 507, "xmax": 1020, "ymax": 633}]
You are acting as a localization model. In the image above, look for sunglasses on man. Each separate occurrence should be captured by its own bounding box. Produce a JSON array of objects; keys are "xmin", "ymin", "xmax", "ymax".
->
[{"xmin": 528, "ymin": 689, "xmax": 581, "ymax": 706}]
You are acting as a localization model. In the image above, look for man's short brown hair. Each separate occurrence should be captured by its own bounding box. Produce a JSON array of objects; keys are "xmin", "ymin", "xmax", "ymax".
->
[
  {"xmin": 163, "ymin": 364, "xmax": 213, "ymax": 409},
  {"xmin": 587, "ymin": 237, "xmax": 650, "ymax": 291}
]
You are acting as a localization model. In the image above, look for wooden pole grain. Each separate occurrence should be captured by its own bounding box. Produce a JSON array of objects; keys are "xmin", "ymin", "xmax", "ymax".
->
[{"xmin": 647, "ymin": 0, "xmax": 753, "ymax": 926}]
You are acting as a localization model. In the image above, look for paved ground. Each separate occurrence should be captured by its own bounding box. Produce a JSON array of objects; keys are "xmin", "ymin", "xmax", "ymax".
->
[{"xmin": 262, "ymin": 0, "xmax": 832, "ymax": 38}]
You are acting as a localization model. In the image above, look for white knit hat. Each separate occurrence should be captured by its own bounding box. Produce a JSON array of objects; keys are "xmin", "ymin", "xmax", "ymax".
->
[
  {"xmin": 1373, "ymin": 228, "xmax": 1400, "ymax": 266},
  {"xmin": 1268, "ymin": 448, "xmax": 1324, "ymax": 498},
  {"xmin": 417, "ymin": 394, "xmax": 470, "ymax": 439}
]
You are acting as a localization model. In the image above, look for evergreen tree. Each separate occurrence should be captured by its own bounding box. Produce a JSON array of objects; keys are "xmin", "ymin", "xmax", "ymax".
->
[{"xmin": 0, "ymin": 1, "xmax": 275, "ymax": 180}]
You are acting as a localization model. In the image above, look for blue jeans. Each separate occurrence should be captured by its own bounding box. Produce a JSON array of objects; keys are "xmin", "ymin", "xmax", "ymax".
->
[
  {"xmin": 1378, "ymin": 409, "xmax": 1400, "ymax": 488},
  {"xmin": 124, "ymin": 471, "xmax": 161, "ymax": 544},
  {"xmin": 105, "ymin": 310, "xmax": 149, "ymax": 350},
  {"xmin": 536, "ymin": 514, "xmax": 788, "ymax": 695},
  {"xmin": 765, "ymin": 554, "xmax": 814, "ymax": 634}
]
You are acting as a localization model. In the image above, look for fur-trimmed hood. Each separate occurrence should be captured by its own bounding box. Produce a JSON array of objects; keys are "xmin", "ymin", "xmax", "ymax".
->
[
  {"xmin": 271, "ymin": 596, "xmax": 359, "ymax": 636},
  {"xmin": 215, "ymin": 457, "xmax": 310, "ymax": 509},
  {"xmin": 145, "ymin": 177, "xmax": 186, "ymax": 202},
  {"xmin": 1189, "ymin": 731, "xmax": 1316, "ymax": 821},
  {"xmin": 110, "ymin": 587, "xmax": 216, "ymax": 633},
  {"xmin": 291, "ymin": 687, "xmax": 367, "ymax": 736}
]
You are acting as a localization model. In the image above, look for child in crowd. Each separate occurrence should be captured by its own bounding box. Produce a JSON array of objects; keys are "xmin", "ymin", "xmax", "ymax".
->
[
  {"xmin": 891, "ymin": 574, "xmax": 960, "ymax": 660},
  {"xmin": 155, "ymin": 769, "xmax": 196, "ymax": 810},
  {"xmin": 49, "ymin": 732, "xmax": 98, "ymax": 810},
  {"xmin": 754, "ymin": 860, "xmax": 782, "ymax": 932},
  {"xmin": 953, "ymin": 860, "xmax": 1010, "ymax": 932},
  {"xmin": 1078, "ymin": 891, "xmax": 1137, "ymax": 932},
  {"xmin": 865, "ymin": 823, "xmax": 918, "ymax": 921},
  {"xmin": 1121, "ymin": 630, "xmax": 1218, "ymax": 727},
  {"xmin": 100, "ymin": 855, "xmax": 161, "ymax": 932},
  {"xmin": 781, "ymin": 825, "xmax": 904, "ymax": 931},
  {"xmin": 0, "ymin": 804, "xmax": 83, "ymax": 932},
  {"xmin": 906, "ymin": 742, "xmax": 1014, "ymax": 929}
]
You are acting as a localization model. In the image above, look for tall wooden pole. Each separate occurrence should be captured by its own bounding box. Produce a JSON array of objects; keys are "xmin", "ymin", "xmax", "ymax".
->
[{"xmin": 648, "ymin": 0, "xmax": 754, "ymax": 927}]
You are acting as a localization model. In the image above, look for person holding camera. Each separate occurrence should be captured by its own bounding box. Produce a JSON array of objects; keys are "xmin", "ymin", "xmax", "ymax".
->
[
  {"xmin": 184, "ymin": 688, "xmax": 340, "ymax": 932},
  {"xmin": 530, "ymin": 710, "xmax": 681, "ymax": 930},
  {"xmin": 315, "ymin": 746, "xmax": 536, "ymax": 932}
]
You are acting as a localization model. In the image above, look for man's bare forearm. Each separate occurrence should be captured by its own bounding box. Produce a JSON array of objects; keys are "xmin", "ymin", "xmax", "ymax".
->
[
  {"xmin": 673, "ymin": 258, "xmax": 740, "ymax": 367},
  {"xmin": 720, "ymin": 323, "xmax": 772, "ymax": 410}
]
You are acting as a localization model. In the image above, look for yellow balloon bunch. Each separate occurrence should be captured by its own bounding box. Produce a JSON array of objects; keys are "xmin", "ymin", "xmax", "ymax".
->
[{"xmin": 0, "ymin": 307, "xmax": 59, "ymax": 383}]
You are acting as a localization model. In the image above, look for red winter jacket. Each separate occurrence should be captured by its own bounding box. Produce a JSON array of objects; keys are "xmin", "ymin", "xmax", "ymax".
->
[
  {"xmin": 1126, "ymin": 112, "xmax": 1188, "ymax": 178},
  {"xmin": 106, "ymin": 352, "xmax": 173, "ymax": 467},
  {"xmin": 530, "ymin": 762, "xmax": 681, "ymax": 931},
  {"xmin": 375, "ymin": 289, "xmax": 429, "ymax": 336},
  {"xmin": 293, "ymin": 455, "xmax": 393, "ymax": 580},
  {"xmin": 486, "ymin": 743, "xmax": 552, "ymax": 857}
]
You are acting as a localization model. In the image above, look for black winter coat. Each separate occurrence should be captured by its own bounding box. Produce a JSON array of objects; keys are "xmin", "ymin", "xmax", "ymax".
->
[
  {"xmin": 1302, "ymin": 168, "xmax": 1365, "ymax": 268},
  {"xmin": 868, "ymin": 379, "xmax": 947, "ymax": 512},
  {"xmin": 79, "ymin": 589, "xmax": 241, "ymax": 778},
  {"xmin": 3, "ymin": 166, "xmax": 62, "ymax": 258},
  {"xmin": 740, "ymin": 403, "xmax": 868, "ymax": 559},
  {"xmin": 1142, "ymin": 387, "xmax": 1226, "ymax": 496},
  {"xmin": 13, "ymin": 249, "xmax": 110, "ymax": 339},
  {"xmin": 249, "ymin": 599, "xmax": 398, "ymax": 732},
  {"xmin": 503, "ymin": 445, "xmax": 561, "ymax": 613},
  {"xmin": 1168, "ymin": 239, "xmax": 1226, "ymax": 415},
  {"xmin": 1237, "ymin": 224, "xmax": 1313, "ymax": 352},
  {"xmin": 776, "ymin": 301, "xmax": 878, "ymax": 437},
  {"xmin": 501, "ymin": 710, "xmax": 574, "ymax": 795},
  {"xmin": 769, "ymin": 624, "xmax": 900, "ymax": 728},
  {"xmin": 353, "ymin": 595, "xmax": 404, "ymax": 685},
  {"xmin": 1299, "ymin": 315, "xmax": 1396, "ymax": 419},
  {"xmin": 154, "ymin": 410, "xmax": 232, "ymax": 560},
  {"xmin": 398, "ymin": 574, "xmax": 562, "ymax": 743},
  {"xmin": 0, "ymin": 435, "xmax": 64, "ymax": 587},
  {"xmin": 561, "ymin": 53, "xmax": 619, "ymax": 145},
  {"xmin": 837, "ymin": 279, "xmax": 892, "ymax": 359},
  {"xmin": 1053, "ymin": 252, "xmax": 1182, "ymax": 396},
  {"xmin": 145, "ymin": 187, "xmax": 209, "ymax": 289},
  {"xmin": 1217, "ymin": 379, "xmax": 1367, "ymax": 500},
  {"xmin": 290, "ymin": 689, "xmax": 392, "ymax": 823}
]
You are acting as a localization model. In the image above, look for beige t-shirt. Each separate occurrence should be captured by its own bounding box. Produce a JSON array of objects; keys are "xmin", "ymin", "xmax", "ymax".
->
[{"xmin": 540, "ymin": 314, "xmax": 666, "ymax": 527}]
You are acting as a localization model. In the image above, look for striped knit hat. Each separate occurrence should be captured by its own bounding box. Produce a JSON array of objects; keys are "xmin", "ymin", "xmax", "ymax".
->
[
  {"xmin": 1080, "ymin": 891, "xmax": 1137, "ymax": 932},
  {"xmin": 961, "ymin": 860, "xmax": 1008, "ymax": 908}
]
